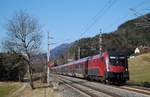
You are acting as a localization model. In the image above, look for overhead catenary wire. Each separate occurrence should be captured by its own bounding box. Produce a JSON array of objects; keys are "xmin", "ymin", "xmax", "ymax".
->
[
  {"xmin": 79, "ymin": 0, "xmax": 117, "ymax": 38},
  {"xmin": 103, "ymin": 0, "xmax": 148, "ymax": 31},
  {"xmin": 130, "ymin": 8, "xmax": 150, "ymax": 28},
  {"xmin": 130, "ymin": 8, "xmax": 150, "ymax": 21},
  {"xmin": 63, "ymin": 0, "xmax": 149, "ymax": 45},
  {"xmin": 132, "ymin": 0, "xmax": 147, "ymax": 9},
  {"xmin": 73, "ymin": 0, "xmax": 117, "ymax": 57}
]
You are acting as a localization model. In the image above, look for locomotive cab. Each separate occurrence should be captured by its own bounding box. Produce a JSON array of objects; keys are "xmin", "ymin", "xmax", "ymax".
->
[{"xmin": 105, "ymin": 51, "xmax": 129, "ymax": 83}]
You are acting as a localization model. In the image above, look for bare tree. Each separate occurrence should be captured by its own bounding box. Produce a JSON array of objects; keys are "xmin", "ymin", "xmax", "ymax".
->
[{"xmin": 4, "ymin": 10, "xmax": 42, "ymax": 89}]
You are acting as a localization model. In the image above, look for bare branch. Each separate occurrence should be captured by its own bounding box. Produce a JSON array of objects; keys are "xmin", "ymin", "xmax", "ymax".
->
[{"xmin": 4, "ymin": 10, "xmax": 42, "ymax": 89}]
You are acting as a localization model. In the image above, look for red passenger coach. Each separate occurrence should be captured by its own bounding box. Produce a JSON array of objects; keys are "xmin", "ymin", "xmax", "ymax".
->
[
  {"xmin": 87, "ymin": 54, "xmax": 106, "ymax": 80},
  {"xmin": 51, "ymin": 51, "xmax": 129, "ymax": 84}
]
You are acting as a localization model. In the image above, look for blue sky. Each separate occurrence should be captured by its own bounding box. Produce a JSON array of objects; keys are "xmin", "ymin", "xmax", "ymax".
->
[{"xmin": 0, "ymin": 0, "xmax": 150, "ymax": 52}]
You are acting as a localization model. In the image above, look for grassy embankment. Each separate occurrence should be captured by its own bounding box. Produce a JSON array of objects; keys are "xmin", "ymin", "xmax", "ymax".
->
[
  {"xmin": 0, "ymin": 82, "xmax": 21, "ymax": 97},
  {"xmin": 128, "ymin": 52, "xmax": 150, "ymax": 87}
]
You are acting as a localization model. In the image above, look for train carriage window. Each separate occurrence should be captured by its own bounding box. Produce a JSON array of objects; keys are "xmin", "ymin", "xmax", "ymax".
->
[
  {"xmin": 77, "ymin": 63, "xmax": 82, "ymax": 74},
  {"xmin": 75, "ymin": 64, "xmax": 78, "ymax": 69}
]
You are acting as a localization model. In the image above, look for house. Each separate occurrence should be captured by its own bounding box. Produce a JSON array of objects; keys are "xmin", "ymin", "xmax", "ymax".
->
[{"xmin": 134, "ymin": 47, "xmax": 140, "ymax": 54}]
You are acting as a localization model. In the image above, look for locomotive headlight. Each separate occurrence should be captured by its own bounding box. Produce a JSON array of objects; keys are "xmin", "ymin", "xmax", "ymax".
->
[{"xmin": 125, "ymin": 68, "xmax": 128, "ymax": 71}]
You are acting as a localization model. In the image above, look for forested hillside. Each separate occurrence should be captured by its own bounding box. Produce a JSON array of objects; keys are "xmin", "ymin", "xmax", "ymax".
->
[{"xmin": 52, "ymin": 13, "xmax": 150, "ymax": 64}]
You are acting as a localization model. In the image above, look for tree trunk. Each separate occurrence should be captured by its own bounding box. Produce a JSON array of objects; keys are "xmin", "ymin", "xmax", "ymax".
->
[{"xmin": 28, "ymin": 63, "xmax": 34, "ymax": 89}]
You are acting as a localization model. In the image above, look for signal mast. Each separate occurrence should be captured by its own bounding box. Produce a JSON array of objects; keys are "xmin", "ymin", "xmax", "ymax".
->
[{"xmin": 99, "ymin": 29, "xmax": 103, "ymax": 56}]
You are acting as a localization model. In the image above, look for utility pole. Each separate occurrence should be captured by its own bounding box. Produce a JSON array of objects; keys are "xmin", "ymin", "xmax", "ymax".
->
[
  {"xmin": 47, "ymin": 32, "xmax": 53, "ymax": 85},
  {"xmin": 99, "ymin": 29, "xmax": 102, "ymax": 56},
  {"xmin": 47, "ymin": 32, "xmax": 50, "ymax": 85},
  {"xmin": 78, "ymin": 46, "xmax": 80, "ymax": 59}
]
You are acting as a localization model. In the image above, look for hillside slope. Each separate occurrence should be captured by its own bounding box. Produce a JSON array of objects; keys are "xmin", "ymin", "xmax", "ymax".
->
[
  {"xmin": 128, "ymin": 53, "xmax": 150, "ymax": 83},
  {"xmin": 50, "ymin": 43, "xmax": 71, "ymax": 60},
  {"xmin": 51, "ymin": 13, "xmax": 150, "ymax": 64}
]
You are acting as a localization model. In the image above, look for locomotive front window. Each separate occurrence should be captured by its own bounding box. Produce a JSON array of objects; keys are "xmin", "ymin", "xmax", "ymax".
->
[{"xmin": 109, "ymin": 56, "xmax": 127, "ymax": 66}]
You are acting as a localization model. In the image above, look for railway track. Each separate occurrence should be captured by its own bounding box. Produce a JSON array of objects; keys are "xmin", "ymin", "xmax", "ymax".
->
[
  {"xmin": 59, "ymin": 80, "xmax": 91, "ymax": 97},
  {"xmin": 57, "ymin": 75, "xmax": 150, "ymax": 97},
  {"xmin": 58, "ymin": 75, "xmax": 121, "ymax": 97},
  {"xmin": 120, "ymin": 86, "xmax": 150, "ymax": 96}
]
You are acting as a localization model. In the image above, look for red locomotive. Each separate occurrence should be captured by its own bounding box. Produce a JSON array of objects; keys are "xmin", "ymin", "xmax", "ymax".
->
[{"xmin": 51, "ymin": 51, "xmax": 129, "ymax": 84}]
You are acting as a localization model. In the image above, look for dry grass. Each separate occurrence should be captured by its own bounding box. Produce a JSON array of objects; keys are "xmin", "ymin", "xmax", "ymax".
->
[
  {"xmin": 0, "ymin": 82, "xmax": 22, "ymax": 97},
  {"xmin": 13, "ymin": 81, "xmax": 61, "ymax": 97},
  {"xmin": 0, "ymin": 81, "xmax": 61, "ymax": 97},
  {"xmin": 128, "ymin": 52, "xmax": 150, "ymax": 83}
]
